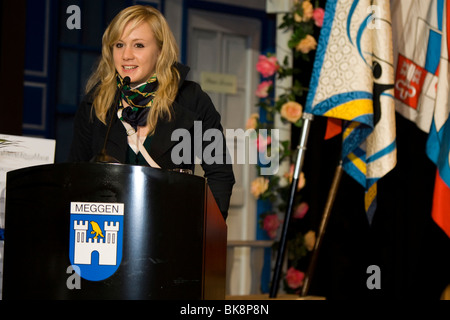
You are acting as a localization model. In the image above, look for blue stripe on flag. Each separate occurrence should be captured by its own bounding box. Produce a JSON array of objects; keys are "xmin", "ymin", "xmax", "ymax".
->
[
  {"xmin": 356, "ymin": 14, "xmax": 374, "ymax": 66},
  {"xmin": 347, "ymin": 0, "xmax": 360, "ymax": 45},
  {"xmin": 352, "ymin": 146, "xmax": 366, "ymax": 159},
  {"xmin": 352, "ymin": 114, "xmax": 374, "ymax": 126},
  {"xmin": 425, "ymin": 30, "xmax": 442, "ymax": 74},
  {"xmin": 426, "ymin": 120, "xmax": 441, "ymax": 164},
  {"xmin": 366, "ymin": 177, "xmax": 379, "ymax": 189},
  {"xmin": 342, "ymin": 124, "xmax": 372, "ymax": 158},
  {"xmin": 305, "ymin": 0, "xmax": 339, "ymax": 112},
  {"xmin": 343, "ymin": 157, "xmax": 366, "ymax": 187},
  {"xmin": 380, "ymin": 92, "xmax": 394, "ymax": 99},
  {"xmin": 367, "ymin": 140, "xmax": 397, "ymax": 164},
  {"xmin": 438, "ymin": 0, "xmax": 444, "ymax": 31},
  {"xmin": 427, "ymin": 117, "xmax": 450, "ymax": 187},
  {"xmin": 342, "ymin": 145, "xmax": 366, "ymax": 161}
]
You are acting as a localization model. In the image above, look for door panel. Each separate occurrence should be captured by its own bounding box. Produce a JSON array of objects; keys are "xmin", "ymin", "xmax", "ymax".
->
[{"xmin": 187, "ymin": 8, "xmax": 261, "ymax": 295}]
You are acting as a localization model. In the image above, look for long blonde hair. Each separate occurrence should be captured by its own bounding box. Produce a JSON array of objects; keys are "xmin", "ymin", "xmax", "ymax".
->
[{"xmin": 85, "ymin": 5, "xmax": 180, "ymax": 134}]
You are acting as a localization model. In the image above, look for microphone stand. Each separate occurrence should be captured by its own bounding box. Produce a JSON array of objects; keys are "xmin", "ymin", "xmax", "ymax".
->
[{"xmin": 91, "ymin": 77, "xmax": 130, "ymax": 164}]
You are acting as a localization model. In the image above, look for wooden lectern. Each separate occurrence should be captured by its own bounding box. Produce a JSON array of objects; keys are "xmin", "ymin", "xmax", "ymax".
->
[{"xmin": 2, "ymin": 163, "xmax": 226, "ymax": 300}]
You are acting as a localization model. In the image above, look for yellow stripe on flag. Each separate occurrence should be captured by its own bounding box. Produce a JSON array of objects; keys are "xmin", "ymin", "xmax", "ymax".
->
[
  {"xmin": 365, "ymin": 183, "xmax": 377, "ymax": 213},
  {"xmin": 347, "ymin": 152, "xmax": 366, "ymax": 175},
  {"xmin": 324, "ymin": 99, "xmax": 373, "ymax": 122}
]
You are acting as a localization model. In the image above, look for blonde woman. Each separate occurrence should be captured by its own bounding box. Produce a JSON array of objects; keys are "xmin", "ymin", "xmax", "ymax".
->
[{"xmin": 69, "ymin": 5, "xmax": 234, "ymax": 219}]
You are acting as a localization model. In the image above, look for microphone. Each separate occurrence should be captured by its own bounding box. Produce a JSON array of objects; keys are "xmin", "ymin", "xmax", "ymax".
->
[{"xmin": 91, "ymin": 76, "xmax": 130, "ymax": 163}]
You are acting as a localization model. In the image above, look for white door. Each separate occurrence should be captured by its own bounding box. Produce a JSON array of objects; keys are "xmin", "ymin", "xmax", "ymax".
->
[{"xmin": 187, "ymin": 9, "xmax": 261, "ymax": 295}]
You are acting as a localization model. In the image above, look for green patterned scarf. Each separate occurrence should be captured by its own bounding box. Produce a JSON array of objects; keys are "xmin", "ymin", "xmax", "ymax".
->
[{"xmin": 117, "ymin": 74, "xmax": 158, "ymax": 129}]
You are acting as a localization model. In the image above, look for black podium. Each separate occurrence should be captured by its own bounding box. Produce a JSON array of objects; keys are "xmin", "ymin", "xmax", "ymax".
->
[{"xmin": 2, "ymin": 163, "xmax": 227, "ymax": 300}]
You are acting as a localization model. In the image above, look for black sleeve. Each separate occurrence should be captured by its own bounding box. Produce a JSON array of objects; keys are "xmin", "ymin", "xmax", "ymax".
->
[
  {"xmin": 68, "ymin": 96, "xmax": 95, "ymax": 162},
  {"xmin": 193, "ymin": 84, "xmax": 235, "ymax": 220}
]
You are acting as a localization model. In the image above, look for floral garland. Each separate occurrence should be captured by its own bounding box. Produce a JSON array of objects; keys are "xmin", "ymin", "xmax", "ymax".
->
[{"xmin": 248, "ymin": 0, "xmax": 324, "ymax": 294}]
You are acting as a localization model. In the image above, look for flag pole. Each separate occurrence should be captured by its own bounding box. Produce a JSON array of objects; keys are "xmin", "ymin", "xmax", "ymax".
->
[
  {"xmin": 269, "ymin": 112, "xmax": 314, "ymax": 298},
  {"xmin": 300, "ymin": 159, "xmax": 343, "ymax": 297}
]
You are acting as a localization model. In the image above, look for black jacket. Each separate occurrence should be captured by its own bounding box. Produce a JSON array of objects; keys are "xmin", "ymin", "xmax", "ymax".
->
[{"xmin": 68, "ymin": 64, "xmax": 235, "ymax": 218}]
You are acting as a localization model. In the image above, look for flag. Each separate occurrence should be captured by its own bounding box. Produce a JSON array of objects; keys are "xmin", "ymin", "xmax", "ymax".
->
[
  {"xmin": 425, "ymin": 1, "xmax": 450, "ymax": 238},
  {"xmin": 305, "ymin": 0, "xmax": 397, "ymax": 223},
  {"xmin": 391, "ymin": 0, "xmax": 450, "ymax": 238},
  {"xmin": 391, "ymin": 0, "xmax": 443, "ymax": 133}
]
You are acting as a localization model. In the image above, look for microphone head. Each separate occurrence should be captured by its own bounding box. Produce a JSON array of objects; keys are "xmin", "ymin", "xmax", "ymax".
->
[{"xmin": 123, "ymin": 76, "xmax": 131, "ymax": 86}]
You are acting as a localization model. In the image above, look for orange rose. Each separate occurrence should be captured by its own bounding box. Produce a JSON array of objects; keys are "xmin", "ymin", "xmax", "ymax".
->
[
  {"xmin": 284, "ymin": 164, "xmax": 306, "ymax": 191},
  {"xmin": 246, "ymin": 113, "xmax": 259, "ymax": 130},
  {"xmin": 296, "ymin": 35, "xmax": 317, "ymax": 54},
  {"xmin": 280, "ymin": 101, "xmax": 303, "ymax": 123},
  {"xmin": 251, "ymin": 177, "xmax": 269, "ymax": 198},
  {"xmin": 304, "ymin": 230, "xmax": 316, "ymax": 251},
  {"xmin": 294, "ymin": 0, "xmax": 314, "ymax": 22},
  {"xmin": 302, "ymin": 0, "xmax": 314, "ymax": 22}
]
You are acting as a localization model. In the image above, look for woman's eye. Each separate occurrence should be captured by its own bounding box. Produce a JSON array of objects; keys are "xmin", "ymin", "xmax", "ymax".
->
[
  {"xmin": 135, "ymin": 43, "xmax": 144, "ymax": 48},
  {"xmin": 115, "ymin": 43, "xmax": 123, "ymax": 48}
]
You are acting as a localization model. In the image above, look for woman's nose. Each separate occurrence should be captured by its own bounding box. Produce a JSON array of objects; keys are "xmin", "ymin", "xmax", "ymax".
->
[{"xmin": 122, "ymin": 46, "xmax": 133, "ymax": 60}]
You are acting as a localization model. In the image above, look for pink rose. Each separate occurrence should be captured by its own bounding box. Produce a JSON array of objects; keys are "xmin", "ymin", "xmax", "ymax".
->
[
  {"xmin": 285, "ymin": 267, "xmax": 305, "ymax": 289},
  {"xmin": 280, "ymin": 101, "xmax": 303, "ymax": 123},
  {"xmin": 293, "ymin": 202, "xmax": 309, "ymax": 219},
  {"xmin": 255, "ymin": 80, "xmax": 273, "ymax": 98},
  {"xmin": 256, "ymin": 55, "xmax": 279, "ymax": 78},
  {"xmin": 257, "ymin": 134, "xmax": 272, "ymax": 152},
  {"xmin": 313, "ymin": 8, "xmax": 325, "ymax": 27},
  {"xmin": 263, "ymin": 214, "xmax": 281, "ymax": 239}
]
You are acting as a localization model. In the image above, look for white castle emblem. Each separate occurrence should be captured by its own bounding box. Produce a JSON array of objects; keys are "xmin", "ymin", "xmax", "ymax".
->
[{"xmin": 73, "ymin": 220, "xmax": 120, "ymax": 265}]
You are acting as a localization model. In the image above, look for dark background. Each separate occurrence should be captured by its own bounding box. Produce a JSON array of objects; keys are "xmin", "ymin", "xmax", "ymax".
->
[{"xmin": 299, "ymin": 113, "xmax": 450, "ymax": 299}]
